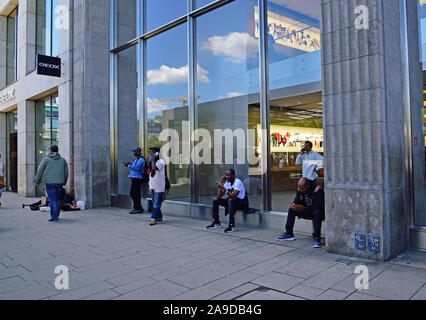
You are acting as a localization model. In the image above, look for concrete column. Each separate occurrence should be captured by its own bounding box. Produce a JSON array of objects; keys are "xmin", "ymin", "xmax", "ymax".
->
[
  {"xmin": 58, "ymin": 82, "xmax": 72, "ymax": 191},
  {"xmin": 0, "ymin": 15, "xmax": 6, "ymax": 89},
  {"xmin": 321, "ymin": 0, "xmax": 421, "ymax": 260},
  {"xmin": 16, "ymin": 0, "xmax": 28, "ymax": 80},
  {"xmin": 17, "ymin": 100, "xmax": 36, "ymax": 197},
  {"xmin": 73, "ymin": 0, "xmax": 110, "ymax": 208}
]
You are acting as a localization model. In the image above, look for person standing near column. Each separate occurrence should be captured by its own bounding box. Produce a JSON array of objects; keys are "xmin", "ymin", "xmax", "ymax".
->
[
  {"xmin": 149, "ymin": 147, "xmax": 166, "ymax": 226},
  {"xmin": 0, "ymin": 153, "xmax": 5, "ymax": 207},
  {"xmin": 295, "ymin": 141, "xmax": 323, "ymax": 188},
  {"xmin": 124, "ymin": 147, "xmax": 146, "ymax": 215},
  {"xmin": 34, "ymin": 145, "xmax": 69, "ymax": 222}
]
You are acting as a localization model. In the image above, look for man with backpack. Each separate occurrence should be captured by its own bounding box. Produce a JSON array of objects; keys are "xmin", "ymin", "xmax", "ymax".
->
[{"xmin": 124, "ymin": 147, "xmax": 147, "ymax": 215}]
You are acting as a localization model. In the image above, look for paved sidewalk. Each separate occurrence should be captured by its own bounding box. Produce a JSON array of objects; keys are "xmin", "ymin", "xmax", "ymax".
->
[{"xmin": 0, "ymin": 192, "xmax": 425, "ymax": 300}]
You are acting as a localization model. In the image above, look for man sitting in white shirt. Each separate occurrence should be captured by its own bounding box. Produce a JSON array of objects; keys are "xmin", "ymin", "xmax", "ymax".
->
[{"xmin": 207, "ymin": 169, "xmax": 247, "ymax": 233}]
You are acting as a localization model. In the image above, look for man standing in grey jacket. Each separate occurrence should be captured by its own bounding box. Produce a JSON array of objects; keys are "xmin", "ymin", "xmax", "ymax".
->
[{"xmin": 34, "ymin": 145, "xmax": 69, "ymax": 222}]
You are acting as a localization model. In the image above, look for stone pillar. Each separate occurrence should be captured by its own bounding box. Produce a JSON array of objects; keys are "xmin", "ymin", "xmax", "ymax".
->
[
  {"xmin": 26, "ymin": 0, "xmax": 36, "ymax": 73},
  {"xmin": 321, "ymin": 0, "xmax": 421, "ymax": 260},
  {"xmin": 73, "ymin": 0, "xmax": 110, "ymax": 208},
  {"xmin": 17, "ymin": 100, "xmax": 36, "ymax": 197},
  {"xmin": 58, "ymin": 82, "xmax": 72, "ymax": 191},
  {"xmin": 0, "ymin": 15, "xmax": 6, "ymax": 89},
  {"xmin": 16, "ymin": 0, "xmax": 27, "ymax": 80}
]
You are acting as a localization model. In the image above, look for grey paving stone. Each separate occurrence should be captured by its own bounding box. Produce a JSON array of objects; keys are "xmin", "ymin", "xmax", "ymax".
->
[
  {"xmin": 315, "ymin": 289, "xmax": 351, "ymax": 300},
  {"xmin": 250, "ymin": 271, "xmax": 305, "ymax": 292},
  {"xmin": 205, "ymin": 270, "xmax": 261, "ymax": 292},
  {"xmin": 287, "ymin": 284, "xmax": 326, "ymax": 300},
  {"xmin": 114, "ymin": 280, "xmax": 190, "ymax": 300},
  {"xmin": 237, "ymin": 289, "xmax": 305, "ymax": 300},
  {"xmin": 106, "ymin": 268, "xmax": 161, "ymax": 286},
  {"xmin": 411, "ymin": 284, "xmax": 426, "ymax": 300},
  {"xmin": 301, "ymin": 264, "xmax": 354, "ymax": 290},
  {"xmin": 232, "ymin": 283, "xmax": 260, "ymax": 294},
  {"xmin": 172, "ymin": 286, "xmax": 223, "ymax": 300},
  {"xmin": 359, "ymin": 273, "xmax": 425, "ymax": 300},
  {"xmin": 112, "ymin": 277, "xmax": 158, "ymax": 295},
  {"xmin": 346, "ymin": 292, "xmax": 389, "ymax": 300},
  {"xmin": 48, "ymin": 281, "xmax": 115, "ymax": 300},
  {"xmin": 210, "ymin": 290, "xmax": 244, "ymax": 300}
]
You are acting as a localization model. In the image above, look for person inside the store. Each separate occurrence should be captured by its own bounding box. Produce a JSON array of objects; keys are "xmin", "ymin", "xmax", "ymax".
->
[
  {"xmin": 276, "ymin": 177, "xmax": 325, "ymax": 249},
  {"xmin": 295, "ymin": 141, "xmax": 323, "ymax": 188}
]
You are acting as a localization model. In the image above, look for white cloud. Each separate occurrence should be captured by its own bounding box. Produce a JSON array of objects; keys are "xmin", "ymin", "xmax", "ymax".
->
[
  {"xmin": 227, "ymin": 92, "xmax": 244, "ymax": 98},
  {"xmin": 147, "ymin": 98, "xmax": 170, "ymax": 114},
  {"xmin": 147, "ymin": 64, "xmax": 210, "ymax": 85},
  {"xmin": 202, "ymin": 32, "xmax": 258, "ymax": 63}
]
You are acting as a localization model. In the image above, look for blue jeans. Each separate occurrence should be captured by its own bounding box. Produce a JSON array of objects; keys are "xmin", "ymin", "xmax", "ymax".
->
[
  {"xmin": 46, "ymin": 184, "xmax": 63, "ymax": 220},
  {"xmin": 151, "ymin": 190, "xmax": 164, "ymax": 221}
]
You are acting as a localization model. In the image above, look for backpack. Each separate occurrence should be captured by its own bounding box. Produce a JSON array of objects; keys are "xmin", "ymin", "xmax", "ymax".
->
[{"xmin": 140, "ymin": 156, "xmax": 149, "ymax": 183}]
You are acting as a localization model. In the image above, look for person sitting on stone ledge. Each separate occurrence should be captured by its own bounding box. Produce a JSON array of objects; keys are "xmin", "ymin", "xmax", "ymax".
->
[{"xmin": 276, "ymin": 177, "xmax": 325, "ymax": 248}]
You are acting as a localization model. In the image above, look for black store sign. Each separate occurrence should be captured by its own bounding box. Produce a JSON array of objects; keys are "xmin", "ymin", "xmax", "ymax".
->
[{"xmin": 37, "ymin": 55, "xmax": 61, "ymax": 77}]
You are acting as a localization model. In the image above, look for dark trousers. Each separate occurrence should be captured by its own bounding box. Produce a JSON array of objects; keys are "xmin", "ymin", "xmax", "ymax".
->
[
  {"xmin": 285, "ymin": 207, "xmax": 324, "ymax": 240},
  {"xmin": 46, "ymin": 184, "xmax": 63, "ymax": 220},
  {"xmin": 212, "ymin": 198, "xmax": 246, "ymax": 226},
  {"xmin": 130, "ymin": 178, "xmax": 143, "ymax": 211}
]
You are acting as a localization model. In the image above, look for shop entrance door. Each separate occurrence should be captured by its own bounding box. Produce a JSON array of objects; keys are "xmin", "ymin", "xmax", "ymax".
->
[{"xmin": 9, "ymin": 132, "xmax": 17, "ymax": 192}]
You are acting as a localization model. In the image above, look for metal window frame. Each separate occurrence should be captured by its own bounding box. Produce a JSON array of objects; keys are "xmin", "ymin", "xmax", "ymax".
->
[{"xmin": 109, "ymin": 0, "xmax": 274, "ymax": 210}]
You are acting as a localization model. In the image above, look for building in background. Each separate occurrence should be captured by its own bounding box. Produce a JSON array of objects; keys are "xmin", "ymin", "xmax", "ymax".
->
[{"xmin": 0, "ymin": 0, "xmax": 425, "ymax": 260}]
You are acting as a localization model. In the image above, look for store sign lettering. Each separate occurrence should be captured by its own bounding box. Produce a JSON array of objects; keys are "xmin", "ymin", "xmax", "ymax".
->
[
  {"xmin": 0, "ymin": 89, "xmax": 15, "ymax": 104},
  {"xmin": 37, "ymin": 55, "xmax": 62, "ymax": 77}
]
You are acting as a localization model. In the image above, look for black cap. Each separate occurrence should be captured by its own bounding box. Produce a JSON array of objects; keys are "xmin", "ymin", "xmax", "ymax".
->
[{"xmin": 131, "ymin": 147, "xmax": 142, "ymax": 152}]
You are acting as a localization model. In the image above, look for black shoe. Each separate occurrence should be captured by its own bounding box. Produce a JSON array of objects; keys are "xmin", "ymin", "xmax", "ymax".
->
[
  {"xmin": 48, "ymin": 219, "xmax": 59, "ymax": 222},
  {"xmin": 224, "ymin": 225, "xmax": 236, "ymax": 233},
  {"xmin": 129, "ymin": 209, "xmax": 144, "ymax": 215},
  {"xmin": 206, "ymin": 222, "xmax": 222, "ymax": 230}
]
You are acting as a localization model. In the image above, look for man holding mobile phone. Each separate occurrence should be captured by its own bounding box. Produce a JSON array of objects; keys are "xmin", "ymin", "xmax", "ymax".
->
[
  {"xmin": 148, "ymin": 147, "xmax": 166, "ymax": 226},
  {"xmin": 295, "ymin": 141, "xmax": 323, "ymax": 188},
  {"xmin": 206, "ymin": 169, "xmax": 247, "ymax": 233}
]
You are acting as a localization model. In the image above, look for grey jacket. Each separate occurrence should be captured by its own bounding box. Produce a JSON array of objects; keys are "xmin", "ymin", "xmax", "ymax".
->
[{"xmin": 33, "ymin": 153, "xmax": 69, "ymax": 185}]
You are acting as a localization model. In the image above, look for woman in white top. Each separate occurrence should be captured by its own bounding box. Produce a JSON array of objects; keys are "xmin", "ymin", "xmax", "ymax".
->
[{"xmin": 0, "ymin": 152, "xmax": 5, "ymax": 206}]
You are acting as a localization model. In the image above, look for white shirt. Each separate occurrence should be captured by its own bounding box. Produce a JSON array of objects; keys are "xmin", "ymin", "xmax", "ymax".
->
[
  {"xmin": 0, "ymin": 162, "xmax": 3, "ymax": 177},
  {"xmin": 149, "ymin": 159, "xmax": 166, "ymax": 193},
  {"xmin": 295, "ymin": 151, "xmax": 324, "ymax": 181},
  {"xmin": 224, "ymin": 178, "xmax": 246, "ymax": 200}
]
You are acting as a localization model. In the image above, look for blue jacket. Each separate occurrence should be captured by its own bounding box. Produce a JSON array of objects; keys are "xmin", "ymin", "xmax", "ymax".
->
[{"xmin": 128, "ymin": 156, "xmax": 145, "ymax": 179}]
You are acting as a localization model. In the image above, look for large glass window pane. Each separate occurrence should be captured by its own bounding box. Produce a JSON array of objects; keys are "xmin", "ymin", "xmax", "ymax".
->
[
  {"xmin": 265, "ymin": 0, "xmax": 321, "ymax": 90},
  {"xmin": 116, "ymin": 45, "xmax": 139, "ymax": 196},
  {"xmin": 266, "ymin": 0, "xmax": 323, "ymax": 212},
  {"xmin": 117, "ymin": 0, "xmax": 138, "ymax": 46},
  {"xmin": 146, "ymin": 0, "xmax": 187, "ymax": 32},
  {"xmin": 35, "ymin": 95, "xmax": 59, "ymax": 197},
  {"xmin": 196, "ymin": 0, "xmax": 262, "ymax": 209},
  {"xmin": 36, "ymin": 0, "xmax": 62, "ymax": 57},
  {"xmin": 6, "ymin": 7, "xmax": 17, "ymax": 85},
  {"xmin": 6, "ymin": 111, "xmax": 17, "ymax": 192},
  {"xmin": 147, "ymin": 24, "xmax": 189, "ymax": 201}
]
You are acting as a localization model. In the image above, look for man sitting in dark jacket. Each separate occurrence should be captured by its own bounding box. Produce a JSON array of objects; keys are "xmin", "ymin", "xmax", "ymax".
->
[{"xmin": 276, "ymin": 178, "xmax": 325, "ymax": 248}]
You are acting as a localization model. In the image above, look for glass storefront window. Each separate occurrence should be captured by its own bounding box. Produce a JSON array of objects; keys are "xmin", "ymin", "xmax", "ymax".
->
[
  {"xmin": 35, "ymin": 96, "xmax": 59, "ymax": 196},
  {"xmin": 6, "ymin": 111, "xmax": 17, "ymax": 192},
  {"xmin": 6, "ymin": 7, "xmax": 18, "ymax": 85},
  {"xmin": 116, "ymin": 45, "xmax": 139, "ymax": 196},
  {"xmin": 196, "ymin": 0, "xmax": 262, "ymax": 208},
  {"xmin": 147, "ymin": 23, "xmax": 190, "ymax": 201},
  {"xmin": 146, "ymin": 0, "xmax": 187, "ymax": 32},
  {"xmin": 266, "ymin": 0, "xmax": 323, "ymax": 212},
  {"xmin": 419, "ymin": 0, "xmax": 426, "ymax": 63},
  {"xmin": 116, "ymin": 0, "xmax": 138, "ymax": 46},
  {"xmin": 36, "ymin": 0, "xmax": 61, "ymax": 57}
]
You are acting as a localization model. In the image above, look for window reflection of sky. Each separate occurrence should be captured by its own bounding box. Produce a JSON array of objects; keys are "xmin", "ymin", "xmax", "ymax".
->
[{"xmin": 146, "ymin": 0, "xmax": 321, "ymax": 113}]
